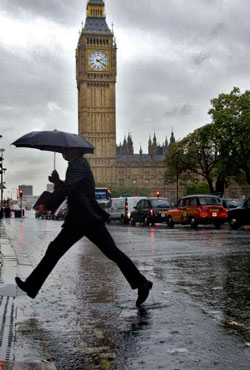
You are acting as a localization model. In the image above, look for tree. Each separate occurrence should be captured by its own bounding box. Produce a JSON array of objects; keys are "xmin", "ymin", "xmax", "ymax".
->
[
  {"xmin": 209, "ymin": 87, "xmax": 250, "ymax": 186},
  {"xmin": 165, "ymin": 124, "xmax": 226, "ymax": 195},
  {"xmin": 164, "ymin": 142, "xmax": 187, "ymax": 184},
  {"xmin": 183, "ymin": 181, "xmax": 210, "ymax": 196}
]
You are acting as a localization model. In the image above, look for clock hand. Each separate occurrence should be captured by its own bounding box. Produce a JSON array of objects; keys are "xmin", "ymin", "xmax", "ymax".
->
[{"xmin": 95, "ymin": 58, "xmax": 106, "ymax": 66}]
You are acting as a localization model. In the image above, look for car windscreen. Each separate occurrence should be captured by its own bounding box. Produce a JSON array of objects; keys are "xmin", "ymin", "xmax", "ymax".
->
[
  {"xmin": 151, "ymin": 200, "xmax": 170, "ymax": 208},
  {"xmin": 225, "ymin": 200, "xmax": 242, "ymax": 208},
  {"xmin": 199, "ymin": 197, "xmax": 221, "ymax": 205}
]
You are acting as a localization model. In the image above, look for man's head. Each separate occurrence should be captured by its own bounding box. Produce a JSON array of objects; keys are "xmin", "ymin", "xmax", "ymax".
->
[{"xmin": 62, "ymin": 148, "xmax": 84, "ymax": 161}]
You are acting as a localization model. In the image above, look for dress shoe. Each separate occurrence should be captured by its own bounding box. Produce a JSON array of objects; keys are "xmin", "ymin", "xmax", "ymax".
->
[
  {"xmin": 15, "ymin": 277, "xmax": 37, "ymax": 299},
  {"xmin": 136, "ymin": 280, "xmax": 153, "ymax": 307}
]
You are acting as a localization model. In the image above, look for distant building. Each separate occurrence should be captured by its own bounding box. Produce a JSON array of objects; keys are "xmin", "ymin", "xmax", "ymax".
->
[{"xmin": 18, "ymin": 185, "xmax": 33, "ymax": 196}]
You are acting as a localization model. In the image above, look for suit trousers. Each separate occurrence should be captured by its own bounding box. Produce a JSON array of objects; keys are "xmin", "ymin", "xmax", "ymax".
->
[{"xmin": 26, "ymin": 221, "xmax": 146, "ymax": 296}]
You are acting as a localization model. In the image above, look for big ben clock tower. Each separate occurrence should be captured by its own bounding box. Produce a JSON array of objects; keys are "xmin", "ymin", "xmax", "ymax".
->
[{"xmin": 76, "ymin": 0, "xmax": 117, "ymax": 186}]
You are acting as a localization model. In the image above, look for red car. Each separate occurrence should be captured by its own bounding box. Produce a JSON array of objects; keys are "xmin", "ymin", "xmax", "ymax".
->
[{"xmin": 165, "ymin": 195, "xmax": 228, "ymax": 229}]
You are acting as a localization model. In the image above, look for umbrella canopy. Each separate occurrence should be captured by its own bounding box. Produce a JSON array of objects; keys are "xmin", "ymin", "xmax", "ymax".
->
[{"xmin": 12, "ymin": 130, "xmax": 94, "ymax": 154}]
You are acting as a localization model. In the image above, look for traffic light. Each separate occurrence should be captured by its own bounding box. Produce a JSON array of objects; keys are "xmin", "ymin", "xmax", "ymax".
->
[
  {"xmin": 107, "ymin": 188, "xmax": 112, "ymax": 199},
  {"xmin": 19, "ymin": 189, "xmax": 23, "ymax": 198},
  {"xmin": 156, "ymin": 190, "xmax": 160, "ymax": 198}
]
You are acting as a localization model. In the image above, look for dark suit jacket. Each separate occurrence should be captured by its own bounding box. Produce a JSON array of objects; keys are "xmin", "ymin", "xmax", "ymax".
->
[{"xmin": 44, "ymin": 156, "xmax": 109, "ymax": 225}]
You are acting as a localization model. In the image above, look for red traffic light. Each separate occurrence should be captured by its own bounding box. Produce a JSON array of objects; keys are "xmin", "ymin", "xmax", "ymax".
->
[
  {"xmin": 19, "ymin": 189, "xmax": 23, "ymax": 198},
  {"xmin": 156, "ymin": 191, "xmax": 160, "ymax": 198}
]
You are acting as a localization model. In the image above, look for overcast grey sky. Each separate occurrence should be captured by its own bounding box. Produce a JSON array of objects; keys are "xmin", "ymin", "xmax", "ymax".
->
[{"xmin": 1, "ymin": 0, "xmax": 250, "ymax": 195}]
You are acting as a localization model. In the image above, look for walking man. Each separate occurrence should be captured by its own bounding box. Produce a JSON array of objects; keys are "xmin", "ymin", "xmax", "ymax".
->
[{"xmin": 15, "ymin": 148, "xmax": 152, "ymax": 307}]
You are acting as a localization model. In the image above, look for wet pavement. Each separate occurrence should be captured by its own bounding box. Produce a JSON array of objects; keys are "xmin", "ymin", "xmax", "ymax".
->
[{"xmin": 1, "ymin": 212, "xmax": 250, "ymax": 369}]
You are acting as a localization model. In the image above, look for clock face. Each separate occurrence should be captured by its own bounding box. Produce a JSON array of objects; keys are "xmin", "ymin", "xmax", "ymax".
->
[{"xmin": 88, "ymin": 51, "xmax": 108, "ymax": 71}]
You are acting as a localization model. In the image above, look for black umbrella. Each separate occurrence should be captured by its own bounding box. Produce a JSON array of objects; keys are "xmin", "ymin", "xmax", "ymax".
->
[
  {"xmin": 12, "ymin": 130, "xmax": 94, "ymax": 154},
  {"xmin": 12, "ymin": 130, "xmax": 94, "ymax": 169}
]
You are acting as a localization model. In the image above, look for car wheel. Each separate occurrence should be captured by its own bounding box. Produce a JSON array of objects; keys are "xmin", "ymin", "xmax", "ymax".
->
[
  {"xmin": 229, "ymin": 217, "xmax": 241, "ymax": 230},
  {"xmin": 123, "ymin": 217, "xmax": 129, "ymax": 225},
  {"xmin": 214, "ymin": 221, "xmax": 222, "ymax": 229},
  {"xmin": 167, "ymin": 216, "xmax": 174, "ymax": 228},
  {"xmin": 130, "ymin": 217, "xmax": 136, "ymax": 225},
  {"xmin": 190, "ymin": 217, "xmax": 198, "ymax": 229}
]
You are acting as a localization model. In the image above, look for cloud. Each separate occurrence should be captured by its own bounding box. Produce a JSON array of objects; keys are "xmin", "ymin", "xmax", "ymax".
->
[
  {"xmin": 163, "ymin": 103, "xmax": 193, "ymax": 118},
  {"xmin": 0, "ymin": 0, "xmax": 83, "ymax": 26}
]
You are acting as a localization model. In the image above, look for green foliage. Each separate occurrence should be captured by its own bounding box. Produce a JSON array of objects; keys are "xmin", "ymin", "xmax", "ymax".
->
[
  {"xmin": 164, "ymin": 142, "xmax": 185, "ymax": 184},
  {"xmin": 164, "ymin": 124, "xmax": 221, "ymax": 194},
  {"xmin": 164, "ymin": 87, "xmax": 250, "ymax": 196},
  {"xmin": 209, "ymin": 87, "xmax": 250, "ymax": 185},
  {"xmin": 183, "ymin": 181, "xmax": 210, "ymax": 196}
]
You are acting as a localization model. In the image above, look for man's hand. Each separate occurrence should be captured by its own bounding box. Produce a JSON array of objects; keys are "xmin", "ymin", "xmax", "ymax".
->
[
  {"xmin": 35, "ymin": 204, "xmax": 48, "ymax": 214},
  {"xmin": 49, "ymin": 170, "xmax": 60, "ymax": 184}
]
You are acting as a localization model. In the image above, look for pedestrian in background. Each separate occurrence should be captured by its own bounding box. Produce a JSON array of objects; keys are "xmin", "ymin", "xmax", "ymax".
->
[{"xmin": 15, "ymin": 148, "xmax": 152, "ymax": 307}]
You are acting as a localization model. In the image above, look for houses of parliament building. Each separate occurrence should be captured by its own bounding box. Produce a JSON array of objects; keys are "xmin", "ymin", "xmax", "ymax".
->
[{"xmin": 76, "ymin": 0, "xmax": 176, "ymax": 197}]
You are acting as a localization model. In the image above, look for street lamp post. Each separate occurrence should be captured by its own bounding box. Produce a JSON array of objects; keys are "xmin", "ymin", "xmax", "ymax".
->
[
  {"xmin": 176, "ymin": 160, "xmax": 179, "ymax": 204},
  {"xmin": 0, "ymin": 148, "xmax": 6, "ymax": 207}
]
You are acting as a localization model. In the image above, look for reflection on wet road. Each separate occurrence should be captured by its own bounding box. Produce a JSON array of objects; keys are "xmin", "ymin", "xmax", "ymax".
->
[{"xmin": 3, "ymin": 213, "xmax": 250, "ymax": 369}]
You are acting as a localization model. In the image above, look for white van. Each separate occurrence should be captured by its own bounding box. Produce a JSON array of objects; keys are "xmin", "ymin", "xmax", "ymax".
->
[{"xmin": 106, "ymin": 197, "xmax": 146, "ymax": 224}]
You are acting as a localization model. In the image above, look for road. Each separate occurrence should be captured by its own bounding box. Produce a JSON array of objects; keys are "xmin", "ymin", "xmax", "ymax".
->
[{"xmin": 3, "ymin": 211, "xmax": 250, "ymax": 369}]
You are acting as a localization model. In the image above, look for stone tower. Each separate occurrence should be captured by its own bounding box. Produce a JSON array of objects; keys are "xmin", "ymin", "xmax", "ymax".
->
[{"xmin": 76, "ymin": 0, "xmax": 117, "ymax": 186}]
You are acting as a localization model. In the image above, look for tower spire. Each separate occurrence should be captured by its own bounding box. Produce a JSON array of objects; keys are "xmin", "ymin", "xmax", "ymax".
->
[
  {"xmin": 82, "ymin": 0, "xmax": 111, "ymax": 34},
  {"xmin": 86, "ymin": 0, "xmax": 106, "ymax": 19}
]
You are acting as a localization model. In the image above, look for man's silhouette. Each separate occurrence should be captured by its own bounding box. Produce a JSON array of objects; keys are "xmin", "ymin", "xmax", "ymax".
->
[{"xmin": 15, "ymin": 148, "xmax": 152, "ymax": 306}]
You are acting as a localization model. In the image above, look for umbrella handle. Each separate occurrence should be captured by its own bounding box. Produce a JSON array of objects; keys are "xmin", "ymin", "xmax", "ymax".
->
[{"xmin": 53, "ymin": 152, "xmax": 56, "ymax": 170}]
